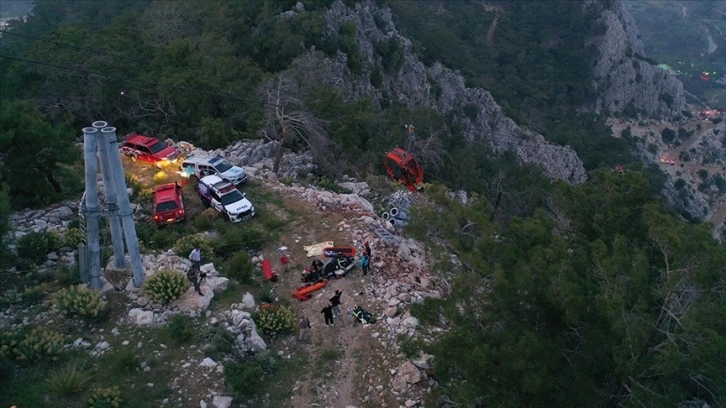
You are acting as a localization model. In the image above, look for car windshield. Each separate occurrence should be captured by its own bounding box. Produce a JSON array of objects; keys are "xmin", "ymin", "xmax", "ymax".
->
[
  {"xmin": 212, "ymin": 159, "xmax": 233, "ymax": 173},
  {"xmin": 219, "ymin": 190, "xmax": 244, "ymax": 206},
  {"xmin": 156, "ymin": 201, "xmax": 179, "ymax": 212},
  {"xmin": 149, "ymin": 140, "xmax": 168, "ymax": 153}
]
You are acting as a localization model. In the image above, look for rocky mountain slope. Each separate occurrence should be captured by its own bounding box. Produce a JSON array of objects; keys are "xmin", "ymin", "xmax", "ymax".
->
[
  {"xmin": 291, "ymin": 0, "xmax": 587, "ymax": 184},
  {"xmin": 586, "ymin": 0, "xmax": 686, "ymax": 119}
]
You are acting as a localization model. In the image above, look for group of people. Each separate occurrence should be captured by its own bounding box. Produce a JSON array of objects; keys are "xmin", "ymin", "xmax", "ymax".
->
[
  {"xmin": 299, "ymin": 289, "xmax": 343, "ymax": 341},
  {"xmin": 298, "ymin": 241, "xmax": 374, "ymax": 341},
  {"xmin": 184, "ymin": 241, "xmax": 374, "ymax": 341}
]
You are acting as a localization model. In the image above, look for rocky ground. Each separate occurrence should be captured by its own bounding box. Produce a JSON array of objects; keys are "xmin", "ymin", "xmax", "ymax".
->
[{"xmin": 3, "ymin": 140, "xmax": 445, "ymax": 408}]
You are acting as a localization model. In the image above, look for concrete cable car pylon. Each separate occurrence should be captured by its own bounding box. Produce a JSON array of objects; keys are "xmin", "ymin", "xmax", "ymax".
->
[{"xmin": 80, "ymin": 121, "xmax": 145, "ymax": 289}]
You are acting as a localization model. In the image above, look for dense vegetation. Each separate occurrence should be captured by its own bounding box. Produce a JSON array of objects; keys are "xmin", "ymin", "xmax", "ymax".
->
[
  {"xmin": 1, "ymin": 1, "xmax": 723, "ymax": 407},
  {"xmin": 408, "ymin": 173, "xmax": 725, "ymax": 407}
]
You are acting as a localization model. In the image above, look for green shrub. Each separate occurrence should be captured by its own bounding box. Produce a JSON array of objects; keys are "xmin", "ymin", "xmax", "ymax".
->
[
  {"xmin": 0, "ymin": 331, "xmax": 20, "ymax": 359},
  {"xmin": 194, "ymin": 208, "xmax": 219, "ymax": 230},
  {"xmin": 55, "ymin": 265, "xmax": 82, "ymax": 286},
  {"xmin": 213, "ymin": 227, "xmax": 247, "ymax": 257},
  {"xmin": 16, "ymin": 230, "xmax": 61, "ymax": 263},
  {"xmin": 166, "ymin": 315, "xmax": 194, "ymax": 345},
  {"xmin": 240, "ymin": 228, "xmax": 266, "ymax": 251},
  {"xmin": 53, "ymin": 285, "xmax": 106, "ymax": 318},
  {"xmin": 22, "ymin": 283, "xmax": 48, "ymax": 302},
  {"xmin": 87, "ymin": 386, "xmax": 121, "ymax": 408},
  {"xmin": 225, "ymin": 360, "xmax": 264, "ymax": 399},
  {"xmin": 172, "ymin": 234, "xmax": 214, "ymax": 261},
  {"xmin": 224, "ymin": 350, "xmax": 278, "ymax": 399},
  {"xmin": 397, "ymin": 333, "xmax": 425, "ymax": 359},
  {"xmin": 106, "ymin": 349, "xmax": 139, "ymax": 375},
  {"xmin": 201, "ymin": 324, "xmax": 237, "ymax": 360},
  {"xmin": 142, "ymin": 269, "xmax": 188, "ymax": 305},
  {"xmin": 253, "ymin": 305, "xmax": 296, "ymax": 337},
  {"xmin": 64, "ymin": 227, "xmax": 84, "ymax": 248},
  {"xmin": 135, "ymin": 221, "xmax": 184, "ymax": 251},
  {"xmin": 46, "ymin": 361, "xmax": 89, "ymax": 397},
  {"xmin": 0, "ymin": 286, "xmax": 22, "ymax": 306},
  {"xmin": 13, "ymin": 327, "xmax": 64, "ymax": 362},
  {"xmin": 222, "ymin": 251, "xmax": 254, "ymax": 283}
]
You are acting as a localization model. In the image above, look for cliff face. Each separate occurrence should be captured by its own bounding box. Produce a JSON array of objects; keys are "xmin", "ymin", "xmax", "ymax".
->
[
  {"xmin": 293, "ymin": 0, "xmax": 587, "ymax": 184},
  {"xmin": 586, "ymin": 0, "xmax": 686, "ymax": 119},
  {"xmin": 291, "ymin": 0, "xmax": 688, "ymax": 184}
]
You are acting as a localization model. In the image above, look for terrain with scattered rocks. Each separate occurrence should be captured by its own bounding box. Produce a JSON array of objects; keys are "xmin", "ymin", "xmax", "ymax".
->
[{"xmin": 3, "ymin": 139, "xmax": 451, "ymax": 408}]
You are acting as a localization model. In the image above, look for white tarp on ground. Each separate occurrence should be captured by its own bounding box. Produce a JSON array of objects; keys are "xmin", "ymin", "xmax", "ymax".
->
[{"xmin": 303, "ymin": 241, "xmax": 334, "ymax": 257}]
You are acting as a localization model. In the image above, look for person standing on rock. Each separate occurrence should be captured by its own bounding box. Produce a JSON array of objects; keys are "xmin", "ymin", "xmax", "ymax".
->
[
  {"xmin": 321, "ymin": 303, "xmax": 334, "ymax": 327},
  {"xmin": 298, "ymin": 315, "xmax": 311, "ymax": 342},
  {"xmin": 359, "ymin": 253, "xmax": 370, "ymax": 276},
  {"xmin": 189, "ymin": 246, "xmax": 202, "ymax": 270},
  {"xmin": 187, "ymin": 267, "xmax": 204, "ymax": 296},
  {"xmin": 363, "ymin": 241, "xmax": 372, "ymax": 259},
  {"xmin": 329, "ymin": 290, "xmax": 343, "ymax": 318}
]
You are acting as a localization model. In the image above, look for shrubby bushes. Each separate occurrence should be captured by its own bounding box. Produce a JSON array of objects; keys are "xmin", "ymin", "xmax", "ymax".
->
[
  {"xmin": 142, "ymin": 269, "xmax": 188, "ymax": 305},
  {"xmin": 253, "ymin": 305, "xmax": 296, "ymax": 337},
  {"xmin": 221, "ymin": 251, "xmax": 254, "ymax": 283},
  {"xmin": 225, "ymin": 351, "xmax": 279, "ymax": 399},
  {"xmin": 87, "ymin": 386, "xmax": 121, "ymax": 408},
  {"xmin": 16, "ymin": 230, "xmax": 61, "ymax": 263},
  {"xmin": 53, "ymin": 285, "xmax": 106, "ymax": 318},
  {"xmin": 173, "ymin": 234, "xmax": 214, "ymax": 261},
  {"xmin": 1, "ymin": 327, "xmax": 65, "ymax": 363}
]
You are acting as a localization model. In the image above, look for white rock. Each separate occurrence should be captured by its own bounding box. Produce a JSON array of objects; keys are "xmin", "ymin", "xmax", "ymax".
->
[
  {"xmin": 128, "ymin": 308, "xmax": 154, "ymax": 326},
  {"xmin": 231, "ymin": 310, "xmax": 251, "ymax": 327},
  {"xmin": 388, "ymin": 298, "xmax": 401, "ymax": 307},
  {"xmin": 212, "ymin": 395, "xmax": 233, "ymax": 408},
  {"xmin": 246, "ymin": 329, "xmax": 267, "ymax": 352},
  {"xmin": 240, "ymin": 292, "xmax": 256, "ymax": 309},
  {"xmin": 200, "ymin": 357, "xmax": 217, "ymax": 368},
  {"xmin": 403, "ymin": 316, "xmax": 419, "ymax": 328},
  {"xmin": 205, "ymin": 276, "xmax": 229, "ymax": 294}
]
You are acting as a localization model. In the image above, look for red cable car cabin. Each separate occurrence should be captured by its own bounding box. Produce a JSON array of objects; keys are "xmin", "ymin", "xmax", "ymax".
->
[{"xmin": 383, "ymin": 147, "xmax": 424, "ymax": 192}]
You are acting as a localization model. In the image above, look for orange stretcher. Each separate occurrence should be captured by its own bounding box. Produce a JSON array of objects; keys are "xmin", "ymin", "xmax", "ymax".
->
[
  {"xmin": 262, "ymin": 259, "xmax": 278, "ymax": 282},
  {"xmin": 323, "ymin": 246, "xmax": 356, "ymax": 258},
  {"xmin": 291, "ymin": 279, "xmax": 328, "ymax": 301}
]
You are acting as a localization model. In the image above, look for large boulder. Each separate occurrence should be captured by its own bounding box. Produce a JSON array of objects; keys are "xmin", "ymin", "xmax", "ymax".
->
[
  {"xmin": 392, "ymin": 361, "xmax": 422, "ymax": 391},
  {"xmin": 245, "ymin": 330, "xmax": 267, "ymax": 352},
  {"xmin": 205, "ymin": 276, "xmax": 229, "ymax": 294},
  {"xmin": 172, "ymin": 286, "xmax": 214, "ymax": 313},
  {"xmin": 128, "ymin": 308, "xmax": 154, "ymax": 326},
  {"xmin": 240, "ymin": 292, "xmax": 256, "ymax": 310}
]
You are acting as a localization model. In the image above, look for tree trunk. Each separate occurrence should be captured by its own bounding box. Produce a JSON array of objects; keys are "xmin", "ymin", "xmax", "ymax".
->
[
  {"xmin": 45, "ymin": 171, "xmax": 63, "ymax": 193},
  {"xmin": 273, "ymin": 122, "xmax": 289, "ymax": 175}
]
